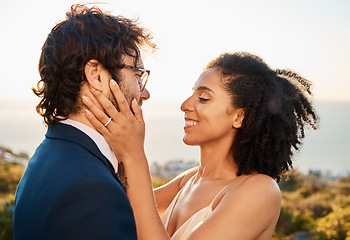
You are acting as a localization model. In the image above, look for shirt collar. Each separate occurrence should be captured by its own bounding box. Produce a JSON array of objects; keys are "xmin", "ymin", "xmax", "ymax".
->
[{"xmin": 59, "ymin": 119, "xmax": 118, "ymax": 172}]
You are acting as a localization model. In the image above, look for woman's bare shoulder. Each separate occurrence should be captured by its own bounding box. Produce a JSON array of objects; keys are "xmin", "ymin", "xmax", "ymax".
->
[
  {"xmin": 188, "ymin": 174, "xmax": 281, "ymax": 239},
  {"xmin": 236, "ymin": 174, "xmax": 279, "ymax": 190},
  {"xmin": 178, "ymin": 166, "xmax": 199, "ymax": 188},
  {"xmin": 223, "ymin": 174, "xmax": 281, "ymax": 207}
]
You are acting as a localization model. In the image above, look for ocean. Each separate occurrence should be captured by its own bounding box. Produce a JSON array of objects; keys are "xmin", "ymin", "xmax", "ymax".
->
[{"xmin": 0, "ymin": 99, "xmax": 349, "ymax": 176}]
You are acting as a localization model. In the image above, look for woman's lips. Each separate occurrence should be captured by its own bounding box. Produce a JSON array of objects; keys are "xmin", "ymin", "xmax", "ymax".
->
[{"xmin": 184, "ymin": 119, "xmax": 199, "ymax": 129}]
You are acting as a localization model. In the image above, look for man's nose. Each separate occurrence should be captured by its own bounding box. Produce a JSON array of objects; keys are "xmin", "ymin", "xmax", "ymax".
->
[{"xmin": 141, "ymin": 88, "xmax": 150, "ymax": 101}]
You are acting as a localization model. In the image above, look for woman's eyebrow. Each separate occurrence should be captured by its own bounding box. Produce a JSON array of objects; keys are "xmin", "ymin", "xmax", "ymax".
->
[{"xmin": 194, "ymin": 86, "xmax": 215, "ymax": 94}]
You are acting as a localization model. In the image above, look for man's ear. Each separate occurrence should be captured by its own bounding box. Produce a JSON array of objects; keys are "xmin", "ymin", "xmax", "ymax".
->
[
  {"xmin": 232, "ymin": 108, "xmax": 245, "ymax": 129},
  {"xmin": 84, "ymin": 59, "xmax": 103, "ymax": 91}
]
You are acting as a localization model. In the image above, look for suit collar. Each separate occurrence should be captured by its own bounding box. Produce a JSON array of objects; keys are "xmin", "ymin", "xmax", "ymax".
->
[
  {"xmin": 45, "ymin": 123, "xmax": 125, "ymax": 190},
  {"xmin": 46, "ymin": 122, "xmax": 104, "ymax": 161},
  {"xmin": 59, "ymin": 119, "xmax": 118, "ymax": 172}
]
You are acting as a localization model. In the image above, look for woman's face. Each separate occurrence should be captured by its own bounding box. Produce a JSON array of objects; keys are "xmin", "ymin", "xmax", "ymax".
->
[{"xmin": 180, "ymin": 68, "xmax": 243, "ymax": 146}]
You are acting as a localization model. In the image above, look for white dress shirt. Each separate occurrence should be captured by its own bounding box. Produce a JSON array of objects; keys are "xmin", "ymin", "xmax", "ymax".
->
[{"xmin": 60, "ymin": 119, "xmax": 118, "ymax": 172}]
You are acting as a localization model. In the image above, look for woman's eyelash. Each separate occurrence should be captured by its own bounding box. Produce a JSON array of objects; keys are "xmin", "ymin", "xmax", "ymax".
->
[{"xmin": 198, "ymin": 97, "xmax": 209, "ymax": 102}]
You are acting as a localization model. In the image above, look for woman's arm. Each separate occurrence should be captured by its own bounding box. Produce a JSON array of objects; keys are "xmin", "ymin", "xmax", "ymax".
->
[
  {"xmin": 122, "ymin": 152, "xmax": 169, "ymax": 240},
  {"xmin": 83, "ymin": 80, "xmax": 169, "ymax": 240}
]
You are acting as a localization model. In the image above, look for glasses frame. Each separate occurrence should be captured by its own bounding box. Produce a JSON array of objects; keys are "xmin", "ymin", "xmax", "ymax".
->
[{"xmin": 123, "ymin": 64, "xmax": 150, "ymax": 92}]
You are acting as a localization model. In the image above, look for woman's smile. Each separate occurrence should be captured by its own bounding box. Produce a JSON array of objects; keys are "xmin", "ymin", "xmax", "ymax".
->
[{"xmin": 184, "ymin": 117, "xmax": 199, "ymax": 129}]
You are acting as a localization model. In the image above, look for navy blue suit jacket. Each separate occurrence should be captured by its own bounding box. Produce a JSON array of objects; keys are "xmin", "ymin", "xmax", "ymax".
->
[{"xmin": 14, "ymin": 123, "xmax": 137, "ymax": 240}]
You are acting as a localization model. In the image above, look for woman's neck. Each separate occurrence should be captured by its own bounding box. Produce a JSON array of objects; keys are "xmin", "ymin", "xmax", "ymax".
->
[{"xmin": 196, "ymin": 139, "xmax": 238, "ymax": 181}]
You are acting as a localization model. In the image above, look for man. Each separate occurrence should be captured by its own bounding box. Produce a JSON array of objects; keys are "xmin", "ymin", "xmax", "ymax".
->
[{"xmin": 13, "ymin": 4, "xmax": 155, "ymax": 240}]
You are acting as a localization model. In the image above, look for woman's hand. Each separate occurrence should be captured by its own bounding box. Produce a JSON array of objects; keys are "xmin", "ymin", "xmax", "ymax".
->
[
  {"xmin": 82, "ymin": 79, "xmax": 145, "ymax": 161},
  {"xmin": 83, "ymin": 80, "xmax": 169, "ymax": 240}
]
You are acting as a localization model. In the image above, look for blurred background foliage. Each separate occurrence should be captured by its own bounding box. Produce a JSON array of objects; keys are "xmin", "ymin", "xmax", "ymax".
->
[
  {"xmin": 0, "ymin": 149, "xmax": 25, "ymax": 240},
  {"xmin": 274, "ymin": 171, "xmax": 350, "ymax": 239},
  {"xmin": 1, "ymin": 147, "xmax": 350, "ymax": 240}
]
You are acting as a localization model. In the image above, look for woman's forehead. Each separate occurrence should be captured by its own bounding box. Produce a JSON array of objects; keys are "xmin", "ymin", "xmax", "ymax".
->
[{"xmin": 194, "ymin": 68, "xmax": 222, "ymax": 90}]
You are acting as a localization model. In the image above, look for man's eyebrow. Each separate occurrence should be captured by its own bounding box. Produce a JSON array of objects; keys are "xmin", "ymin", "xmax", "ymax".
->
[{"xmin": 193, "ymin": 86, "xmax": 215, "ymax": 94}]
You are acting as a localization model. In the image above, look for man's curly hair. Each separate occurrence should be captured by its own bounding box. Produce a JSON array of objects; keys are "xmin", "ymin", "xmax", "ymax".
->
[
  {"xmin": 206, "ymin": 52, "xmax": 319, "ymax": 182},
  {"xmin": 33, "ymin": 4, "xmax": 156, "ymax": 126}
]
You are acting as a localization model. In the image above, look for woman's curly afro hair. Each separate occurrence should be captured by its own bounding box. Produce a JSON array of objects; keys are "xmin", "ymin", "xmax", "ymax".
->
[{"xmin": 206, "ymin": 52, "xmax": 319, "ymax": 182}]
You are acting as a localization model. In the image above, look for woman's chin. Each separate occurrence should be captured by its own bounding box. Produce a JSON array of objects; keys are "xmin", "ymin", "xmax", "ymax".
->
[{"xmin": 182, "ymin": 137, "xmax": 198, "ymax": 146}]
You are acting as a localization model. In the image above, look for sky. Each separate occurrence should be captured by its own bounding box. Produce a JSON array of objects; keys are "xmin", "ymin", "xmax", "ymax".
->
[{"xmin": 1, "ymin": 0, "xmax": 350, "ymax": 103}]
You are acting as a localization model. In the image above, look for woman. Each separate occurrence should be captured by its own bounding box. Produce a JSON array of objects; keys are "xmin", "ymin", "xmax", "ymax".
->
[{"xmin": 83, "ymin": 52, "xmax": 318, "ymax": 239}]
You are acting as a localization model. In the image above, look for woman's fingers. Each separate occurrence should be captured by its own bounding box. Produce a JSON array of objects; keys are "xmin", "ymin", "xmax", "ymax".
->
[
  {"xmin": 82, "ymin": 96, "xmax": 110, "ymax": 128},
  {"xmin": 109, "ymin": 80, "xmax": 133, "ymax": 117},
  {"xmin": 82, "ymin": 95, "xmax": 110, "ymax": 124},
  {"xmin": 82, "ymin": 81, "xmax": 146, "ymax": 163},
  {"xmin": 89, "ymin": 87, "xmax": 120, "ymax": 121},
  {"xmin": 84, "ymin": 107, "xmax": 111, "ymax": 137}
]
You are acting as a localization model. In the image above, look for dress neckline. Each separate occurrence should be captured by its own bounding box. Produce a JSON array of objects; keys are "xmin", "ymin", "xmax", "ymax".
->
[{"xmin": 163, "ymin": 175, "xmax": 232, "ymax": 238}]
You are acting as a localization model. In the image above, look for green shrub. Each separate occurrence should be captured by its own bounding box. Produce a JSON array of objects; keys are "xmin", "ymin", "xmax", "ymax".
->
[
  {"xmin": 275, "ymin": 204, "xmax": 315, "ymax": 236},
  {"xmin": 0, "ymin": 160, "xmax": 25, "ymax": 195},
  {"xmin": 297, "ymin": 190, "xmax": 335, "ymax": 219},
  {"xmin": 338, "ymin": 182, "xmax": 350, "ymax": 195},
  {"xmin": 0, "ymin": 194, "xmax": 15, "ymax": 240},
  {"xmin": 0, "ymin": 154, "xmax": 25, "ymax": 240},
  {"xmin": 314, "ymin": 206, "xmax": 350, "ymax": 240}
]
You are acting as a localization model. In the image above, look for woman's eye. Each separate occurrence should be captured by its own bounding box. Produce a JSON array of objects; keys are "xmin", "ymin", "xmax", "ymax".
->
[{"xmin": 198, "ymin": 97, "xmax": 209, "ymax": 103}]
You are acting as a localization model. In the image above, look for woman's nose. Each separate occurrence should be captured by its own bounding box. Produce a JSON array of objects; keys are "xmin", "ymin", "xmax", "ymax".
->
[{"xmin": 180, "ymin": 96, "xmax": 193, "ymax": 112}]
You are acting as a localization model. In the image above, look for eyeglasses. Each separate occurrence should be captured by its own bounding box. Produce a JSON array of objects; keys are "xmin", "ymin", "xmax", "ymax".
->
[{"xmin": 123, "ymin": 64, "xmax": 150, "ymax": 92}]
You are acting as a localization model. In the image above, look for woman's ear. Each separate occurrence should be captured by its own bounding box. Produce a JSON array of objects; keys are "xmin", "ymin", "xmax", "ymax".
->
[
  {"xmin": 84, "ymin": 59, "xmax": 103, "ymax": 91},
  {"xmin": 232, "ymin": 108, "xmax": 245, "ymax": 129}
]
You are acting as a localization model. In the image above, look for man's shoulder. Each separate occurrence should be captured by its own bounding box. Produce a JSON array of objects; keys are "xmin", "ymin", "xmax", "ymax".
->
[
  {"xmin": 28, "ymin": 143, "xmax": 115, "ymax": 185},
  {"xmin": 33, "ymin": 124, "xmax": 105, "ymax": 165},
  {"xmin": 22, "ymin": 132, "xmax": 117, "ymax": 196},
  {"xmin": 31, "ymin": 138, "xmax": 99, "ymax": 172},
  {"xmin": 41, "ymin": 122, "xmax": 108, "ymax": 165}
]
